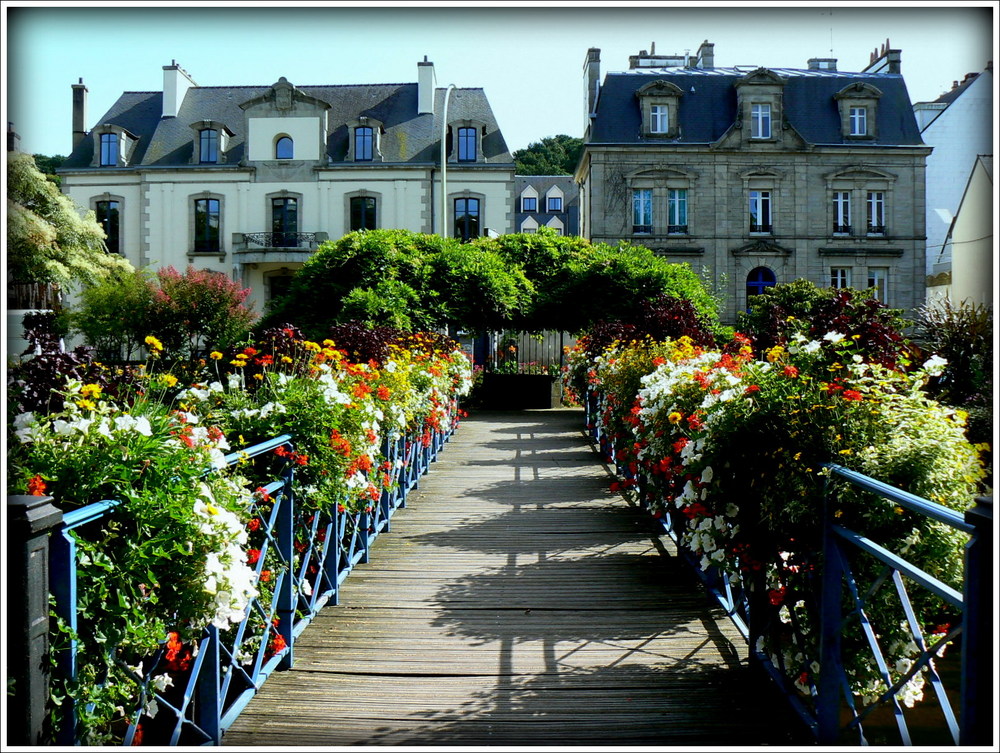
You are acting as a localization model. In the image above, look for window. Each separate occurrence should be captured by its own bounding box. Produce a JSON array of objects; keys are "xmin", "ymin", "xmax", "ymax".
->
[
  {"xmin": 354, "ymin": 127, "xmax": 373, "ymax": 161},
  {"xmin": 832, "ymin": 191, "xmax": 852, "ymax": 234},
  {"xmin": 350, "ymin": 196, "xmax": 377, "ymax": 231},
  {"xmin": 749, "ymin": 190, "xmax": 772, "ymax": 233},
  {"xmin": 271, "ymin": 197, "xmax": 299, "ymax": 247},
  {"xmin": 650, "ymin": 105, "xmax": 669, "ymax": 134},
  {"xmin": 547, "ymin": 196, "xmax": 563, "ymax": 212},
  {"xmin": 632, "ymin": 189, "xmax": 652, "ymax": 234},
  {"xmin": 268, "ymin": 274, "xmax": 293, "ymax": 303},
  {"xmin": 457, "ymin": 127, "xmax": 477, "ymax": 162},
  {"xmin": 521, "ymin": 196, "xmax": 537, "ymax": 212},
  {"xmin": 867, "ymin": 191, "xmax": 885, "ymax": 235},
  {"xmin": 199, "ymin": 129, "xmax": 219, "ymax": 164},
  {"xmin": 667, "ymin": 189, "xmax": 688, "ymax": 234},
  {"xmin": 750, "ymin": 104, "xmax": 771, "ymax": 139},
  {"xmin": 867, "ymin": 267, "xmax": 888, "ymax": 301},
  {"xmin": 95, "ymin": 200, "xmax": 120, "ymax": 254},
  {"xmin": 746, "ymin": 267, "xmax": 776, "ymax": 305},
  {"xmin": 275, "ymin": 136, "xmax": 293, "ymax": 160},
  {"xmin": 193, "ymin": 198, "xmax": 220, "ymax": 253},
  {"xmin": 830, "ymin": 267, "xmax": 852, "ymax": 289},
  {"xmin": 100, "ymin": 133, "xmax": 118, "ymax": 166},
  {"xmin": 454, "ymin": 198, "xmax": 480, "ymax": 241},
  {"xmin": 849, "ymin": 107, "xmax": 867, "ymax": 137}
]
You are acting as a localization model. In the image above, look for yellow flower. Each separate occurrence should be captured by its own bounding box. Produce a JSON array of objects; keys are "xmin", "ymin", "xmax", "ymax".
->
[
  {"xmin": 162, "ymin": 374, "xmax": 178, "ymax": 387},
  {"xmin": 303, "ymin": 341, "xmax": 322, "ymax": 353},
  {"xmin": 210, "ymin": 351, "xmax": 223, "ymax": 360},
  {"xmin": 281, "ymin": 356, "xmax": 293, "ymax": 364},
  {"xmin": 77, "ymin": 399, "xmax": 96, "ymax": 411},
  {"xmin": 205, "ymin": 503, "xmax": 219, "ymax": 516},
  {"xmin": 838, "ymin": 449, "xmax": 852, "ymax": 455},
  {"xmin": 145, "ymin": 335, "xmax": 164, "ymax": 352},
  {"xmin": 766, "ymin": 345, "xmax": 785, "ymax": 363},
  {"xmin": 668, "ymin": 411, "xmax": 682, "ymax": 424},
  {"xmin": 230, "ymin": 359, "xmax": 246, "ymax": 367},
  {"xmin": 80, "ymin": 383, "xmax": 103, "ymax": 399},
  {"xmin": 253, "ymin": 372, "xmax": 264, "ymax": 380}
]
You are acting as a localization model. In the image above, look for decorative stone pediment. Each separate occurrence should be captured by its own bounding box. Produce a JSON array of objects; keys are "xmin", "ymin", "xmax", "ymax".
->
[
  {"xmin": 239, "ymin": 78, "xmax": 330, "ymax": 113},
  {"xmin": 736, "ymin": 68, "xmax": 786, "ymax": 87},
  {"xmin": 835, "ymin": 82, "xmax": 883, "ymax": 100},
  {"xmin": 635, "ymin": 80, "xmax": 685, "ymax": 98},
  {"xmin": 731, "ymin": 239, "xmax": 794, "ymax": 256}
]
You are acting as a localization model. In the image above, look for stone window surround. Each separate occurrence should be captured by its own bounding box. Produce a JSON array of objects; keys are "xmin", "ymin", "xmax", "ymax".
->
[
  {"xmin": 344, "ymin": 189, "xmax": 383, "ymax": 233},
  {"xmin": 635, "ymin": 80, "xmax": 684, "ymax": 139},
  {"xmin": 447, "ymin": 119, "xmax": 486, "ymax": 163},
  {"xmin": 824, "ymin": 166, "xmax": 896, "ymax": 236},
  {"xmin": 451, "ymin": 189, "xmax": 486, "ymax": 239},
  {"xmin": 90, "ymin": 192, "xmax": 126, "ymax": 255},
  {"xmin": 741, "ymin": 167, "xmax": 784, "ymax": 235},
  {"xmin": 346, "ymin": 116, "xmax": 385, "ymax": 162},
  {"xmin": 835, "ymin": 82, "xmax": 882, "ymax": 140},
  {"xmin": 187, "ymin": 190, "xmax": 226, "ymax": 259},
  {"xmin": 90, "ymin": 124, "xmax": 137, "ymax": 168},
  {"xmin": 626, "ymin": 167, "xmax": 698, "ymax": 236},
  {"xmin": 188, "ymin": 120, "xmax": 234, "ymax": 165}
]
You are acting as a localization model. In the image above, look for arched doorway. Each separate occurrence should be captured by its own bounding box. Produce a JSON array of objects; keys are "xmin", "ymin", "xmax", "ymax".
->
[{"xmin": 745, "ymin": 267, "xmax": 776, "ymax": 309}]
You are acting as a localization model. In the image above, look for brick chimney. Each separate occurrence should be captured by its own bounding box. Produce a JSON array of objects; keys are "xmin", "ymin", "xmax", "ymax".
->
[
  {"xmin": 162, "ymin": 60, "xmax": 197, "ymax": 118},
  {"xmin": 863, "ymin": 39, "xmax": 901, "ymax": 74},
  {"xmin": 696, "ymin": 40, "xmax": 714, "ymax": 69},
  {"xmin": 418, "ymin": 56, "xmax": 436, "ymax": 115},
  {"xmin": 72, "ymin": 78, "xmax": 88, "ymax": 149}
]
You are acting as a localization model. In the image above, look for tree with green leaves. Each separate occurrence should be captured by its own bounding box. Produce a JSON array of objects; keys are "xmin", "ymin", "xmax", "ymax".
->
[
  {"xmin": 7, "ymin": 151, "xmax": 129, "ymax": 288},
  {"xmin": 513, "ymin": 135, "xmax": 583, "ymax": 175},
  {"xmin": 31, "ymin": 154, "xmax": 66, "ymax": 185}
]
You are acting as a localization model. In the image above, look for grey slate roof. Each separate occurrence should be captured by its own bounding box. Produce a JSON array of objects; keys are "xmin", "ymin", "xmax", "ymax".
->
[
  {"xmin": 62, "ymin": 81, "xmax": 512, "ymax": 169},
  {"xmin": 590, "ymin": 67, "xmax": 924, "ymax": 146}
]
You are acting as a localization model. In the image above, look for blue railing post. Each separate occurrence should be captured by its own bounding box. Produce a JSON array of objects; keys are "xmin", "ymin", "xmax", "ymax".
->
[
  {"xmin": 959, "ymin": 495, "xmax": 992, "ymax": 746},
  {"xmin": 194, "ymin": 625, "xmax": 222, "ymax": 744},
  {"xmin": 817, "ymin": 475, "xmax": 846, "ymax": 745},
  {"xmin": 7, "ymin": 494, "xmax": 63, "ymax": 745},
  {"xmin": 276, "ymin": 460, "xmax": 295, "ymax": 671}
]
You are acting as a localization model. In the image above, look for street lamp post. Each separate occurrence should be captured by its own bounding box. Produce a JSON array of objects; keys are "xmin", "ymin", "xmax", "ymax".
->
[{"xmin": 440, "ymin": 83, "xmax": 456, "ymax": 238}]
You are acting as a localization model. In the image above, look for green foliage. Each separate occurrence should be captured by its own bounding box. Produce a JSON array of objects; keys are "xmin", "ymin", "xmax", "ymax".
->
[
  {"xmin": 513, "ymin": 135, "xmax": 583, "ymax": 175},
  {"xmin": 6, "ymin": 152, "xmax": 131, "ymax": 286},
  {"xmin": 32, "ymin": 153, "xmax": 66, "ymax": 185},
  {"xmin": 72, "ymin": 268, "xmax": 157, "ymax": 361}
]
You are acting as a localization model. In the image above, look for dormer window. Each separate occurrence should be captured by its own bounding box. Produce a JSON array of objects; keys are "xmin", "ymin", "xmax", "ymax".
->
[
  {"xmin": 457, "ymin": 127, "xmax": 477, "ymax": 162},
  {"xmin": 835, "ymin": 82, "xmax": 881, "ymax": 140},
  {"xmin": 750, "ymin": 104, "xmax": 771, "ymax": 139},
  {"xmin": 275, "ymin": 136, "xmax": 293, "ymax": 159},
  {"xmin": 345, "ymin": 117, "xmax": 384, "ymax": 162},
  {"xmin": 354, "ymin": 126, "xmax": 374, "ymax": 161},
  {"xmin": 100, "ymin": 133, "xmax": 118, "ymax": 166},
  {"xmin": 199, "ymin": 129, "xmax": 219, "ymax": 163},
  {"xmin": 188, "ymin": 121, "xmax": 232, "ymax": 165},
  {"xmin": 636, "ymin": 80, "xmax": 683, "ymax": 138},
  {"xmin": 522, "ymin": 196, "xmax": 537, "ymax": 212},
  {"xmin": 92, "ymin": 124, "xmax": 136, "ymax": 167}
]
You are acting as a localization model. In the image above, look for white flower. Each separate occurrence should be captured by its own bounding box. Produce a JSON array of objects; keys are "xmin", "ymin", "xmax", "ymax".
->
[
  {"xmin": 700, "ymin": 466, "xmax": 714, "ymax": 484},
  {"xmin": 823, "ymin": 331, "xmax": 846, "ymax": 343},
  {"xmin": 115, "ymin": 414, "xmax": 153, "ymax": 436},
  {"xmin": 150, "ymin": 673, "xmax": 174, "ymax": 693},
  {"xmin": 802, "ymin": 340, "xmax": 822, "ymax": 354},
  {"xmin": 922, "ymin": 355, "xmax": 948, "ymax": 376}
]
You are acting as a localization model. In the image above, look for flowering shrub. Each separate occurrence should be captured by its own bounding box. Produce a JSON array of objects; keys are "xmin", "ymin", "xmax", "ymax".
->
[
  {"xmin": 569, "ymin": 323, "xmax": 987, "ymax": 713},
  {"xmin": 7, "ymin": 323, "xmax": 471, "ymax": 744}
]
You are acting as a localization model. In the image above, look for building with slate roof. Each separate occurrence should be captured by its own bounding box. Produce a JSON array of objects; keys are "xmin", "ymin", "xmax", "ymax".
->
[
  {"xmin": 514, "ymin": 176, "xmax": 579, "ymax": 236},
  {"xmin": 913, "ymin": 63, "xmax": 993, "ymax": 294},
  {"xmin": 575, "ymin": 41, "xmax": 932, "ymax": 324},
  {"xmin": 58, "ymin": 59, "xmax": 515, "ymax": 313}
]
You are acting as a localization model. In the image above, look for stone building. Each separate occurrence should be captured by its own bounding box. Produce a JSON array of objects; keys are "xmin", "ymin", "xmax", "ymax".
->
[
  {"xmin": 57, "ymin": 59, "xmax": 515, "ymax": 313},
  {"xmin": 575, "ymin": 41, "xmax": 932, "ymax": 324}
]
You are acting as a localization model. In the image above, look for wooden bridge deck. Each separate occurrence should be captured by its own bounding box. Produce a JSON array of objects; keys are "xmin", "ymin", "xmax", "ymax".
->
[{"xmin": 222, "ymin": 409, "xmax": 810, "ymax": 747}]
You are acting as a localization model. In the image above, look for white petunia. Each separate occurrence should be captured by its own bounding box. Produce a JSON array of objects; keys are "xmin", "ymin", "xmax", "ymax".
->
[{"xmin": 823, "ymin": 331, "xmax": 846, "ymax": 344}]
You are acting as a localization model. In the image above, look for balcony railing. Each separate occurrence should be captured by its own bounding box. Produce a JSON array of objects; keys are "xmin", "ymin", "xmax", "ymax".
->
[
  {"xmin": 867, "ymin": 225, "xmax": 887, "ymax": 236},
  {"xmin": 667, "ymin": 224, "xmax": 689, "ymax": 235},
  {"xmin": 832, "ymin": 224, "xmax": 854, "ymax": 236},
  {"xmin": 749, "ymin": 223, "xmax": 773, "ymax": 234},
  {"xmin": 242, "ymin": 232, "xmax": 319, "ymax": 249}
]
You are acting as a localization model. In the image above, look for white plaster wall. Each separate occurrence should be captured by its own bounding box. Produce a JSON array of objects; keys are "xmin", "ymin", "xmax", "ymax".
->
[
  {"xmin": 949, "ymin": 162, "xmax": 993, "ymax": 307},
  {"xmin": 247, "ymin": 116, "xmax": 323, "ymax": 161},
  {"xmin": 920, "ymin": 70, "xmax": 993, "ymax": 272}
]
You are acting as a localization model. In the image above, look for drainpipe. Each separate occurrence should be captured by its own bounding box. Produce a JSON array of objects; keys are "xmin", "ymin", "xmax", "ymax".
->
[{"xmin": 439, "ymin": 84, "xmax": 456, "ymax": 238}]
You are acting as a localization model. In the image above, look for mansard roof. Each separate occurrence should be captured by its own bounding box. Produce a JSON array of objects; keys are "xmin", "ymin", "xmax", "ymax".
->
[
  {"xmin": 62, "ymin": 81, "xmax": 512, "ymax": 169},
  {"xmin": 589, "ymin": 66, "xmax": 924, "ymax": 147}
]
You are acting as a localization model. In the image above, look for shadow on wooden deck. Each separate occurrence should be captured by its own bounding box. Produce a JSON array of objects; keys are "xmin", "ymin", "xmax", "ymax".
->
[{"xmin": 222, "ymin": 409, "xmax": 813, "ymax": 747}]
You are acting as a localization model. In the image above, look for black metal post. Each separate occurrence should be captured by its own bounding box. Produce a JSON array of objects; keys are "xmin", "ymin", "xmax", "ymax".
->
[
  {"xmin": 7, "ymin": 494, "xmax": 64, "ymax": 745},
  {"xmin": 960, "ymin": 495, "xmax": 993, "ymax": 746}
]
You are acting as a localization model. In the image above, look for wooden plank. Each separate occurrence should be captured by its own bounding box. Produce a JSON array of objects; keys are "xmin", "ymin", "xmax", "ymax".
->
[{"xmin": 221, "ymin": 409, "xmax": 808, "ymax": 746}]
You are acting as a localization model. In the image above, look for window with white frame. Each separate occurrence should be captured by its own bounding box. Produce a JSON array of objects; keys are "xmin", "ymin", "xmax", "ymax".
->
[
  {"xmin": 650, "ymin": 105, "xmax": 669, "ymax": 134},
  {"xmin": 521, "ymin": 196, "xmax": 537, "ymax": 212},
  {"xmin": 867, "ymin": 267, "xmax": 888, "ymax": 301},
  {"xmin": 632, "ymin": 189, "xmax": 652, "ymax": 234},
  {"xmin": 748, "ymin": 189, "xmax": 772, "ymax": 233},
  {"xmin": 866, "ymin": 191, "xmax": 886, "ymax": 235},
  {"xmin": 849, "ymin": 107, "xmax": 867, "ymax": 137},
  {"xmin": 546, "ymin": 195, "xmax": 563, "ymax": 212},
  {"xmin": 667, "ymin": 188, "xmax": 688, "ymax": 234},
  {"xmin": 832, "ymin": 191, "xmax": 852, "ymax": 234},
  {"xmin": 750, "ymin": 103, "xmax": 771, "ymax": 139},
  {"xmin": 830, "ymin": 267, "xmax": 852, "ymax": 289}
]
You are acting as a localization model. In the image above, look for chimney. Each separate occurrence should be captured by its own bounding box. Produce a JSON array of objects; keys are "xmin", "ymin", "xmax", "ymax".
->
[
  {"xmin": 72, "ymin": 78, "xmax": 88, "ymax": 149},
  {"xmin": 863, "ymin": 39, "xmax": 901, "ymax": 75},
  {"xmin": 418, "ymin": 56, "xmax": 436, "ymax": 115},
  {"xmin": 583, "ymin": 47, "xmax": 601, "ymax": 130},
  {"xmin": 808, "ymin": 58, "xmax": 838, "ymax": 71},
  {"xmin": 8, "ymin": 121, "xmax": 21, "ymax": 153},
  {"xmin": 162, "ymin": 60, "xmax": 197, "ymax": 118},
  {"xmin": 696, "ymin": 40, "xmax": 714, "ymax": 69}
]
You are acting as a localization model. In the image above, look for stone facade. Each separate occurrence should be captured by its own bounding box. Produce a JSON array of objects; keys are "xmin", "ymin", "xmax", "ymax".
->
[{"xmin": 576, "ymin": 43, "xmax": 932, "ymax": 325}]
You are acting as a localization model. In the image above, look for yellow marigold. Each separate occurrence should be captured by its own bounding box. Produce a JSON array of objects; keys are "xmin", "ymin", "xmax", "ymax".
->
[
  {"xmin": 145, "ymin": 335, "xmax": 163, "ymax": 352},
  {"xmin": 668, "ymin": 411, "xmax": 683, "ymax": 424},
  {"xmin": 77, "ymin": 399, "xmax": 96, "ymax": 411},
  {"xmin": 162, "ymin": 374, "xmax": 179, "ymax": 387},
  {"xmin": 766, "ymin": 345, "xmax": 784, "ymax": 363},
  {"xmin": 210, "ymin": 351, "xmax": 223, "ymax": 360},
  {"xmin": 230, "ymin": 359, "xmax": 246, "ymax": 367},
  {"xmin": 281, "ymin": 356, "xmax": 293, "ymax": 364},
  {"xmin": 80, "ymin": 383, "xmax": 103, "ymax": 399},
  {"xmin": 303, "ymin": 341, "xmax": 322, "ymax": 353},
  {"xmin": 253, "ymin": 372, "xmax": 264, "ymax": 380}
]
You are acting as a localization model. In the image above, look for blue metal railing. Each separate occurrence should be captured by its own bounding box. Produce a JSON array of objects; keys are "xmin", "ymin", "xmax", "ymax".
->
[
  {"xmin": 583, "ymin": 386, "xmax": 991, "ymax": 746},
  {"xmin": 49, "ymin": 408, "xmax": 459, "ymax": 745}
]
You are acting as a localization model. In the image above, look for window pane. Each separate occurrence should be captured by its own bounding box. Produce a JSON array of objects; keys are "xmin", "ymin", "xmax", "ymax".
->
[
  {"xmin": 200, "ymin": 129, "xmax": 218, "ymax": 163},
  {"xmin": 867, "ymin": 267, "xmax": 888, "ymax": 300},
  {"xmin": 830, "ymin": 267, "xmax": 851, "ymax": 288},
  {"xmin": 751, "ymin": 104, "xmax": 771, "ymax": 138},
  {"xmin": 271, "ymin": 198, "xmax": 298, "ymax": 247},
  {"xmin": 457, "ymin": 128, "xmax": 477, "ymax": 161},
  {"xmin": 194, "ymin": 198, "xmax": 220, "ymax": 252},
  {"xmin": 668, "ymin": 188, "xmax": 687, "ymax": 229},
  {"xmin": 454, "ymin": 197, "xmax": 480, "ymax": 241},
  {"xmin": 275, "ymin": 137, "xmax": 293, "ymax": 159},
  {"xmin": 850, "ymin": 107, "xmax": 867, "ymax": 136},
  {"xmin": 547, "ymin": 196, "xmax": 563, "ymax": 212},
  {"xmin": 100, "ymin": 133, "xmax": 118, "ymax": 166},
  {"xmin": 96, "ymin": 200, "xmax": 120, "ymax": 254},
  {"xmin": 651, "ymin": 105, "xmax": 668, "ymax": 133},
  {"xmin": 522, "ymin": 197, "xmax": 537, "ymax": 212},
  {"xmin": 749, "ymin": 190, "xmax": 771, "ymax": 231},
  {"xmin": 632, "ymin": 189, "xmax": 652, "ymax": 233},
  {"xmin": 350, "ymin": 196, "xmax": 377, "ymax": 231},
  {"xmin": 746, "ymin": 266, "xmax": 776, "ymax": 302},
  {"xmin": 355, "ymin": 127, "xmax": 373, "ymax": 161}
]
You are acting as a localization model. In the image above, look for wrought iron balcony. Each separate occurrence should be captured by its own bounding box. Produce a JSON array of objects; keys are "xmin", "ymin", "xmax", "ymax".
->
[
  {"xmin": 632, "ymin": 224, "xmax": 653, "ymax": 235},
  {"xmin": 866, "ymin": 224, "xmax": 886, "ymax": 236},
  {"xmin": 832, "ymin": 224, "xmax": 854, "ymax": 236},
  {"xmin": 242, "ymin": 232, "xmax": 319, "ymax": 249},
  {"xmin": 749, "ymin": 223, "xmax": 773, "ymax": 234},
  {"xmin": 667, "ymin": 224, "xmax": 689, "ymax": 235}
]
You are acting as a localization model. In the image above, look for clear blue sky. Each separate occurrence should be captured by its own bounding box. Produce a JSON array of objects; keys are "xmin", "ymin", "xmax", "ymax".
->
[{"xmin": 4, "ymin": 2, "xmax": 996, "ymax": 158}]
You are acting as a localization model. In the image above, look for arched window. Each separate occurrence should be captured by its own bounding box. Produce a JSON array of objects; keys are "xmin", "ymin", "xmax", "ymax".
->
[
  {"xmin": 746, "ymin": 267, "xmax": 776, "ymax": 306},
  {"xmin": 275, "ymin": 136, "xmax": 293, "ymax": 160}
]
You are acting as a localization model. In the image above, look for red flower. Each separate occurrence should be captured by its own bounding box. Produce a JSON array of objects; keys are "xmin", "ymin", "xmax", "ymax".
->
[
  {"xmin": 376, "ymin": 386, "xmax": 391, "ymax": 400},
  {"xmin": 783, "ymin": 365, "xmax": 799, "ymax": 379},
  {"xmin": 27, "ymin": 474, "xmax": 47, "ymax": 496},
  {"xmin": 164, "ymin": 631, "xmax": 193, "ymax": 673},
  {"xmin": 744, "ymin": 384, "xmax": 761, "ymax": 395},
  {"xmin": 842, "ymin": 389, "xmax": 863, "ymax": 402},
  {"xmin": 259, "ymin": 570, "xmax": 272, "ymax": 583},
  {"xmin": 269, "ymin": 633, "xmax": 288, "ymax": 656},
  {"xmin": 768, "ymin": 587, "xmax": 787, "ymax": 606},
  {"xmin": 247, "ymin": 548, "xmax": 262, "ymax": 565},
  {"xmin": 672, "ymin": 437, "xmax": 689, "ymax": 454},
  {"xmin": 247, "ymin": 518, "xmax": 262, "ymax": 532},
  {"xmin": 242, "ymin": 346, "xmax": 258, "ymax": 357}
]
